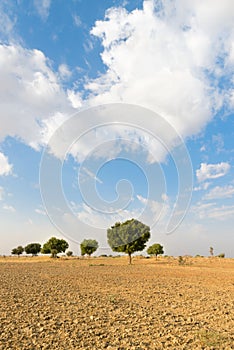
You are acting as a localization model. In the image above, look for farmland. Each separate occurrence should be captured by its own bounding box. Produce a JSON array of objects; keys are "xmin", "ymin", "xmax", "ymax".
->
[{"xmin": 0, "ymin": 256, "xmax": 233, "ymax": 349}]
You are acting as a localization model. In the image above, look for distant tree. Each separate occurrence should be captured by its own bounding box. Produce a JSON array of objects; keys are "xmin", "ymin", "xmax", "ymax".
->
[
  {"xmin": 217, "ymin": 253, "xmax": 225, "ymax": 258},
  {"xmin": 178, "ymin": 256, "xmax": 185, "ymax": 265},
  {"xmin": 107, "ymin": 219, "xmax": 150, "ymax": 264},
  {"xmin": 147, "ymin": 243, "xmax": 164, "ymax": 258},
  {"xmin": 24, "ymin": 243, "xmax": 41, "ymax": 256},
  {"xmin": 66, "ymin": 251, "xmax": 73, "ymax": 257},
  {"xmin": 41, "ymin": 237, "xmax": 69, "ymax": 258},
  {"xmin": 80, "ymin": 239, "xmax": 98, "ymax": 257},
  {"xmin": 209, "ymin": 246, "xmax": 214, "ymax": 257},
  {"xmin": 11, "ymin": 246, "xmax": 24, "ymax": 257}
]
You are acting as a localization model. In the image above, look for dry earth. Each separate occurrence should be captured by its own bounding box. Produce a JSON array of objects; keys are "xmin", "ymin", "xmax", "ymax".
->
[{"xmin": 0, "ymin": 256, "xmax": 233, "ymax": 349}]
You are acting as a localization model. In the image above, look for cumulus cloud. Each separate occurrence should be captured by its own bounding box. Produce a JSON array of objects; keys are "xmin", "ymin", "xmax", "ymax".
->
[
  {"xmin": 0, "ymin": 44, "xmax": 73, "ymax": 149},
  {"xmin": 204, "ymin": 185, "xmax": 234, "ymax": 200},
  {"xmin": 196, "ymin": 162, "xmax": 230, "ymax": 182},
  {"xmin": 0, "ymin": 152, "xmax": 12, "ymax": 176},
  {"xmin": 88, "ymin": 0, "xmax": 234, "ymax": 139},
  {"xmin": 0, "ymin": 0, "xmax": 234, "ymax": 166}
]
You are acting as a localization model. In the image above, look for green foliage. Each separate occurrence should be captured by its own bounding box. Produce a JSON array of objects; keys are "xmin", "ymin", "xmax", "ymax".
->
[
  {"xmin": 66, "ymin": 251, "xmax": 73, "ymax": 257},
  {"xmin": 217, "ymin": 253, "xmax": 225, "ymax": 258},
  {"xmin": 147, "ymin": 243, "xmax": 164, "ymax": 258},
  {"xmin": 24, "ymin": 243, "xmax": 41, "ymax": 256},
  {"xmin": 80, "ymin": 239, "xmax": 98, "ymax": 256},
  {"xmin": 41, "ymin": 237, "xmax": 69, "ymax": 258},
  {"xmin": 11, "ymin": 246, "xmax": 24, "ymax": 256},
  {"xmin": 107, "ymin": 219, "xmax": 150, "ymax": 264}
]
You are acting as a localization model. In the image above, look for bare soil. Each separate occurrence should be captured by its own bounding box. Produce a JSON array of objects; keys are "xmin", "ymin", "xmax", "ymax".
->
[{"xmin": 0, "ymin": 256, "xmax": 233, "ymax": 349}]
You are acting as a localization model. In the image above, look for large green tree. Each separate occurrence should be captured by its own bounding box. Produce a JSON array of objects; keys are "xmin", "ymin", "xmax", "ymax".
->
[
  {"xmin": 147, "ymin": 243, "xmax": 164, "ymax": 258},
  {"xmin": 80, "ymin": 239, "xmax": 98, "ymax": 257},
  {"xmin": 41, "ymin": 237, "xmax": 69, "ymax": 258},
  {"xmin": 24, "ymin": 243, "xmax": 41, "ymax": 256},
  {"xmin": 11, "ymin": 246, "xmax": 24, "ymax": 257},
  {"xmin": 107, "ymin": 219, "xmax": 150, "ymax": 264}
]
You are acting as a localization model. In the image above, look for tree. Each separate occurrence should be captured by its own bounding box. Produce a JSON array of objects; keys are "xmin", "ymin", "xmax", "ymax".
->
[
  {"xmin": 41, "ymin": 237, "xmax": 69, "ymax": 258},
  {"xmin": 24, "ymin": 243, "xmax": 41, "ymax": 256},
  {"xmin": 80, "ymin": 239, "xmax": 98, "ymax": 257},
  {"xmin": 66, "ymin": 251, "xmax": 73, "ymax": 257},
  {"xmin": 147, "ymin": 243, "xmax": 164, "ymax": 258},
  {"xmin": 11, "ymin": 246, "xmax": 24, "ymax": 257},
  {"xmin": 107, "ymin": 219, "xmax": 150, "ymax": 264},
  {"xmin": 209, "ymin": 246, "xmax": 214, "ymax": 257}
]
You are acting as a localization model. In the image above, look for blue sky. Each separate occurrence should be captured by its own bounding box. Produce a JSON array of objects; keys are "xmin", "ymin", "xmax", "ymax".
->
[{"xmin": 0, "ymin": 0, "xmax": 233, "ymax": 257}]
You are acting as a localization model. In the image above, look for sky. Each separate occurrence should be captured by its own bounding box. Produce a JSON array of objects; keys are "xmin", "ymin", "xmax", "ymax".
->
[{"xmin": 0, "ymin": 0, "xmax": 233, "ymax": 257}]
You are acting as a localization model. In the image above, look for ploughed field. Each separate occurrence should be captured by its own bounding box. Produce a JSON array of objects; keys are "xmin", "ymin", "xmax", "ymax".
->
[{"xmin": 0, "ymin": 256, "xmax": 233, "ymax": 349}]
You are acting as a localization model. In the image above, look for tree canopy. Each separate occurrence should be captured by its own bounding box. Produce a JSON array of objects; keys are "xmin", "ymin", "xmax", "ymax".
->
[
  {"xmin": 11, "ymin": 246, "xmax": 24, "ymax": 256},
  {"xmin": 107, "ymin": 219, "xmax": 150, "ymax": 264},
  {"xmin": 41, "ymin": 237, "xmax": 69, "ymax": 258},
  {"xmin": 24, "ymin": 243, "xmax": 41, "ymax": 256},
  {"xmin": 147, "ymin": 243, "xmax": 164, "ymax": 258},
  {"xmin": 80, "ymin": 239, "xmax": 98, "ymax": 257}
]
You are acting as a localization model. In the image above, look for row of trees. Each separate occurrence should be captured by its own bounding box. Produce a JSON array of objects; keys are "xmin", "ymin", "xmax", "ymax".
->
[
  {"xmin": 11, "ymin": 238, "xmax": 69, "ymax": 258},
  {"xmin": 11, "ymin": 219, "xmax": 164, "ymax": 264}
]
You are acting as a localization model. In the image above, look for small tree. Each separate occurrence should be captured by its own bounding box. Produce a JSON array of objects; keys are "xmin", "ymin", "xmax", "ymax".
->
[
  {"xmin": 66, "ymin": 251, "xmax": 73, "ymax": 257},
  {"xmin": 24, "ymin": 243, "xmax": 41, "ymax": 256},
  {"xmin": 11, "ymin": 246, "xmax": 24, "ymax": 257},
  {"xmin": 217, "ymin": 253, "xmax": 225, "ymax": 258},
  {"xmin": 41, "ymin": 237, "xmax": 69, "ymax": 258},
  {"xmin": 209, "ymin": 246, "xmax": 214, "ymax": 257},
  {"xmin": 80, "ymin": 239, "xmax": 98, "ymax": 257},
  {"xmin": 107, "ymin": 219, "xmax": 150, "ymax": 264},
  {"xmin": 147, "ymin": 243, "xmax": 164, "ymax": 258}
]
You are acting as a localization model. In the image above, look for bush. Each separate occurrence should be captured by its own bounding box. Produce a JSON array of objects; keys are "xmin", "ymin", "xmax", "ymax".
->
[
  {"xmin": 178, "ymin": 256, "xmax": 185, "ymax": 265},
  {"xmin": 66, "ymin": 251, "xmax": 73, "ymax": 257},
  {"xmin": 217, "ymin": 253, "xmax": 225, "ymax": 258}
]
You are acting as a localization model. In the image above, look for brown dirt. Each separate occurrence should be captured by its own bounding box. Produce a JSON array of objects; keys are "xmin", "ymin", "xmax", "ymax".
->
[{"xmin": 0, "ymin": 256, "xmax": 233, "ymax": 349}]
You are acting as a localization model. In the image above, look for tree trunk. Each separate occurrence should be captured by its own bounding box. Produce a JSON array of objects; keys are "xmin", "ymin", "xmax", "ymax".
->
[{"xmin": 128, "ymin": 253, "xmax": 132, "ymax": 265}]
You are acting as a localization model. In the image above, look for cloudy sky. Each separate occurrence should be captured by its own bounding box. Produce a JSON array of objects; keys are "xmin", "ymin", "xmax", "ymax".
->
[{"xmin": 0, "ymin": 0, "xmax": 233, "ymax": 257}]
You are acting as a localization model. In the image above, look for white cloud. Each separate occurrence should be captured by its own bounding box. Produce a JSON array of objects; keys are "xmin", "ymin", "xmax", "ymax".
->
[
  {"xmin": 0, "ymin": 0, "xmax": 234, "ymax": 168},
  {"xmin": 58, "ymin": 64, "xmax": 72, "ymax": 80},
  {"xmin": 0, "ymin": 186, "xmax": 4, "ymax": 200},
  {"xmin": 0, "ymin": 1, "xmax": 16, "ymax": 40},
  {"xmin": 0, "ymin": 44, "xmax": 73, "ymax": 149},
  {"xmin": 35, "ymin": 208, "xmax": 46, "ymax": 216},
  {"xmin": 0, "ymin": 152, "xmax": 12, "ymax": 176},
  {"xmin": 191, "ymin": 198, "xmax": 234, "ymax": 221},
  {"xmin": 194, "ymin": 182, "xmax": 210, "ymax": 192},
  {"xmin": 196, "ymin": 162, "xmax": 230, "ymax": 182},
  {"xmin": 73, "ymin": 14, "xmax": 82, "ymax": 27},
  {"xmin": 34, "ymin": 0, "xmax": 51, "ymax": 20},
  {"xmin": 81, "ymin": 167, "xmax": 103, "ymax": 184},
  {"xmin": 67, "ymin": 90, "xmax": 83, "ymax": 108},
  {"xmin": 87, "ymin": 0, "xmax": 234, "ymax": 140},
  {"xmin": 204, "ymin": 185, "xmax": 234, "ymax": 200},
  {"xmin": 3, "ymin": 204, "xmax": 15, "ymax": 212}
]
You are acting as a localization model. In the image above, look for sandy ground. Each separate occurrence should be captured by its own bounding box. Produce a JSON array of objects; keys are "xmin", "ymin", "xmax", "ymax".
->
[{"xmin": 0, "ymin": 256, "xmax": 233, "ymax": 349}]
